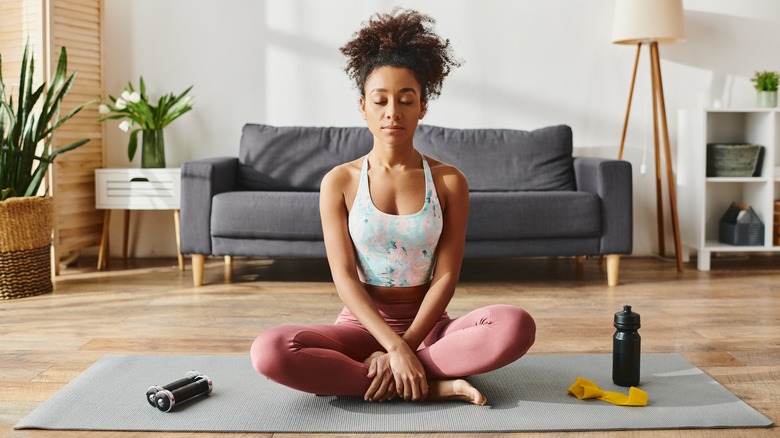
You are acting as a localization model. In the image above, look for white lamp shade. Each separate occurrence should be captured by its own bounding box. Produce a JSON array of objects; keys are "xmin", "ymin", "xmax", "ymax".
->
[{"xmin": 612, "ymin": 0, "xmax": 685, "ymax": 44}]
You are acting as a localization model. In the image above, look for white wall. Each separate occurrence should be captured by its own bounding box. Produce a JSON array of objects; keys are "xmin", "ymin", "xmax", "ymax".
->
[{"xmin": 102, "ymin": 0, "xmax": 780, "ymax": 259}]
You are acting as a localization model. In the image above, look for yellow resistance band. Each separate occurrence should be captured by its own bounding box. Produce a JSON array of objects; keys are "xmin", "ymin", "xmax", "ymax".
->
[{"xmin": 567, "ymin": 377, "xmax": 648, "ymax": 407}]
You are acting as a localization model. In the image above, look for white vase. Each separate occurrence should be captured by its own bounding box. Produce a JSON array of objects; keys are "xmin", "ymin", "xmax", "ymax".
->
[{"xmin": 757, "ymin": 90, "xmax": 777, "ymax": 108}]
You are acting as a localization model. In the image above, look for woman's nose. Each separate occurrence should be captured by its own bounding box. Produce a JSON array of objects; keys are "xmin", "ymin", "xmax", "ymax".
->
[{"xmin": 385, "ymin": 101, "xmax": 400, "ymax": 119}]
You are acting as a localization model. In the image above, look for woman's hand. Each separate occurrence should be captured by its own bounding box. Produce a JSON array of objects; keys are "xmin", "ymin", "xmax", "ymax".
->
[
  {"xmin": 364, "ymin": 347, "xmax": 428, "ymax": 402},
  {"xmin": 364, "ymin": 352, "xmax": 396, "ymax": 401},
  {"xmin": 387, "ymin": 346, "xmax": 428, "ymax": 401}
]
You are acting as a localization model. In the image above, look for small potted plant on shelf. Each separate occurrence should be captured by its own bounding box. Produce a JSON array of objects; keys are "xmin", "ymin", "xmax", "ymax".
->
[
  {"xmin": 98, "ymin": 78, "xmax": 194, "ymax": 168},
  {"xmin": 751, "ymin": 70, "xmax": 779, "ymax": 108},
  {"xmin": 0, "ymin": 41, "xmax": 93, "ymax": 299}
]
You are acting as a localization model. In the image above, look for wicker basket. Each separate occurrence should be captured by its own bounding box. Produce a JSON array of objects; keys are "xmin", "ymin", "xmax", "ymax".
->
[
  {"xmin": 0, "ymin": 197, "xmax": 53, "ymax": 299},
  {"xmin": 706, "ymin": 144, "xmax": 762, "ymax": 177}
]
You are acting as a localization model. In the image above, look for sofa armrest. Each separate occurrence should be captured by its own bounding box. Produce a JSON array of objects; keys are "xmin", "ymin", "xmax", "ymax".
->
[
  {"xmin": 180, "ymin": 157, "xmax": 239, "ymax": 255},
  {"xmin": 573, "ymin": 157, "xmax": 633, "ymax": 255}
]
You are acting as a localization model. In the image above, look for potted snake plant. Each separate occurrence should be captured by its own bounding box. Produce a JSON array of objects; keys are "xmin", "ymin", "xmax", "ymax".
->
[{"xmin": 0, "ymin": 41, "xmax": 92, "ymax": 299}]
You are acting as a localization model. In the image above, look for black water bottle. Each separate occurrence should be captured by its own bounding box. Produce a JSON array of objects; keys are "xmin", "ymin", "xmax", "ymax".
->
[{"xmin": 612, "ymin": 305, "xmax": 641, "ymax": 387}]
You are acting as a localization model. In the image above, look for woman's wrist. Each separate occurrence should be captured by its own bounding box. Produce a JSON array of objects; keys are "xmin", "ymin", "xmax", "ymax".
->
[
  {"xmin": 400, "ymin": 332, "xmax": 422, "ymax": 351},
  {"xmin": 385, "ymin": 338, "xmax": 411, "ymax": 353}
]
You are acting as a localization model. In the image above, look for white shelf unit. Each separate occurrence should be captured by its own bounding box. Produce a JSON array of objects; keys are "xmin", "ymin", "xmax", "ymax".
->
[{"xmin": 677, "ymin": 108, "xmax": 780, "ymax": 271}]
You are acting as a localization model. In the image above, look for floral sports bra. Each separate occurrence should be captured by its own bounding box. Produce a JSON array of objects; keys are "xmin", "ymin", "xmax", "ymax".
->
[{"xmin": 348, "ymin": 154, "xmax": 443, "ymax": 287}]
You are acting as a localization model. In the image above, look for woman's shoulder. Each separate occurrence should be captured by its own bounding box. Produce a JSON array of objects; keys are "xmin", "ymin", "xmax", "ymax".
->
[
  {"xmin": 424, "ymin": 155, "xmax": 468, "ymax": 186},
  {"xmin": 321, "ymin": 157, "xmax": 363, "ymax": 192},
  {"xmin": 423, "ymin": 155, "xmax": 469, "ymax": 202}
]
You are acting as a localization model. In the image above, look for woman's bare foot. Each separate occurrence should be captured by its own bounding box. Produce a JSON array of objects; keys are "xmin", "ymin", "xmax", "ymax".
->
[{"xmin": 428, "ymin": 379, "xmax": 487, "ymax": 406}]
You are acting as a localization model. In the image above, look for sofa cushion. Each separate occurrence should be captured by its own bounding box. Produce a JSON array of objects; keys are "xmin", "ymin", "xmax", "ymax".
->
[
  {"xmin": 415, "ymin": 124, "xmax": 576, "ymax": 192},
  {"xmin": 238, "ymin": 124, "xmax": 373, "ymax": 191},
  {"xmin": 212, "ymin": 191, "xmax": 600, "ymax": 242},
  {"xmin": 211, "ymin": 191, "xmax": 323, "ymax": 240},
  {"xmin": 467, "ymin": 191, "xmax": 600, "ymax": 240}
]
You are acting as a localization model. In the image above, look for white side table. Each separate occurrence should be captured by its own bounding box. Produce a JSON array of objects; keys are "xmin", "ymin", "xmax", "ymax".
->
[{"xmin": 95, "ymin": 168, "xmax": 183, "ymax": 270}]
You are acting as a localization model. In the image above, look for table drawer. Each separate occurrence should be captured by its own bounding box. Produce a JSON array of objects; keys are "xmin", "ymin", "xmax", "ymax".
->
[{"xmin": 96, "ymin": 168, "xmax": 181, "ymax": 209}]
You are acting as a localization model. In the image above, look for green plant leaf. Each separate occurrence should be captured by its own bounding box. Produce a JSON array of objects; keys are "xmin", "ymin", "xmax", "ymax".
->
[
  {"xmin": 97, "ymin": 114, "xmax": 127, "ymax": 122},
  {"xmin": 40, "ymin": 98, "xmax": 97, "ymax": 139},
  {"xmin": 23, "ymin": 138, "xmax": 90, "ymax": 197},
  {"xmin": 751, "ymin": 70, "xmax": 780, "ymax": 91},
  {"xmin": 1, "ymin": 188, "xmax": 15, "ymax": 201},
  {"xmin": 1, "ymin": 40, "xmax": 90, "ymax": 200},
  {"xmin": 39, "ymin": 47, "xmax": 68, "ymax": 116},
  {"xmin": 140, "ymin": 76, "xmax": 147, "ymax": 100},
  {"xmin": 128, "ymin": 129, "xmax": 140, "ymax": 161}
]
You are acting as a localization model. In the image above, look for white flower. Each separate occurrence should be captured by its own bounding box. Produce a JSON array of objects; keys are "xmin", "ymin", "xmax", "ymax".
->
[
  {"xmin": 118, "ymin": 120, "xmax": 131, "ymax": 132},
  {"xmin": 98, "ymin": 104, "xmax": 110, "ymax": 115},
  {"xmin": 115, "ymin": 98, "xmax": 127, "ymax": 110},
  {"xmin": 121, "ymin": 91, "xmax": 132, "ymax": 101},
  {"xmin": 128, "ymin": 91, "xmax": 141, "ymax": 103}
]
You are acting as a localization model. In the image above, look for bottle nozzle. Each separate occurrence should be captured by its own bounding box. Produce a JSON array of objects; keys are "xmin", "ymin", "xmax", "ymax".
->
[{"xmin": 614, "ymin": 305, "xmax": 640, "ymax": 329}]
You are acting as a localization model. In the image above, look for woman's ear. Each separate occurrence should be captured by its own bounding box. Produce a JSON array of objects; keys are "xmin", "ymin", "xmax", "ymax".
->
[
  {"xmin": 359, "ymin": 96, "xmax": 367, "ymax": 119},
  {"xmin": 419, "ymin": 99, "xmax": 428, "ymax": 120}
]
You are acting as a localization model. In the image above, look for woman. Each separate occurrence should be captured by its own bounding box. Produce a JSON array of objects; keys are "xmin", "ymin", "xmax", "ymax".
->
[{"xmin": 251, "ymin": 8, "xmax": 535, "ymax": 405}]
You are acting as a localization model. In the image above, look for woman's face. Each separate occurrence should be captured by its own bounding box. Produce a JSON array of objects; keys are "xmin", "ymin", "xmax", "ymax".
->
[{"xmin": 360, "ymin": 66, "xmax": 427, "ymax": 147}]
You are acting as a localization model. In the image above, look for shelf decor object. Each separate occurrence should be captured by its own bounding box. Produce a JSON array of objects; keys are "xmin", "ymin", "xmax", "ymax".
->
[
  {"xmin": 706, "ymin": 143, "xmax": 762, "ymax": 177},
  {"xmin": 751, "ymin": 71, "xmax": 778, "ymax": 108},
  {"xmin": 774, "ymin": 200, "xmax": 780, "ymax": 246},
  {"xmin": 98, "ymin": 78, "xmax": 194, "ymax": 168},
  {"xmin": 718, "ymin": 202, "xmax": 764, "ymax": 246},
  {"xmin": 613, "ymin": 0, "xmax": 686, "ymax": 272}
]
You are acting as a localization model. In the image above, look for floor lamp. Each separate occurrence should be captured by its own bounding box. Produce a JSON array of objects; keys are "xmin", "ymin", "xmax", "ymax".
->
[{"xmin": 612, "ymin": 0, "xmax": 686, "ymax": 273}]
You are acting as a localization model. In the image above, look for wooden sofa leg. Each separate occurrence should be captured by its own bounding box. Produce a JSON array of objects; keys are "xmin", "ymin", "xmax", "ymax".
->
[
  {"xmin": 192, "ymin": 254, "xmax": 205, "ymax": 287},
  {"xmin": 606, "ymin": 254, "xmax": 620, "ymax": 287},
  {"xmin": 224, "ymin": 256, "xmax": 233, "ymax": 283}
]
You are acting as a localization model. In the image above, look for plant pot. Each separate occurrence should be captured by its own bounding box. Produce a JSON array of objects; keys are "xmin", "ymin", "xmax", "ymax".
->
[
  {"xmin": 757, "ymin": 90, "xmax": 778, "ymax": 108},
  {"xmin": 0, "ymin": 197, "xmax": 53, "ymax": 299},
  {"xmin": 141, "ymin": 128, "xmax": 166, "ymax": 168}
]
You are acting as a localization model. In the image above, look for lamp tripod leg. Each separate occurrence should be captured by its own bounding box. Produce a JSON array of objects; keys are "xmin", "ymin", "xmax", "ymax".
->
[
  {"xmin": 618, "ymin": 43, "xmax": 642, "ymax": 161},
  {"xmin": 650, "ymin": 42, "xmax": 684, "ymax": 273},
  {"xmin": 650, "ymin": 43, "xmax": 666, "ymax": 258}
]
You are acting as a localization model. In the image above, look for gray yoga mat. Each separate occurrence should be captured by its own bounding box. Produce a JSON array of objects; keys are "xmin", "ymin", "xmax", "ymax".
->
[{"xmin": 15, "ymin": 353, "xmax": 772, "ymax": 432}]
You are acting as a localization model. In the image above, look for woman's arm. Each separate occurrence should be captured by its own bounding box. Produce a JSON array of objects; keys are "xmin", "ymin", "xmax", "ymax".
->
[
  {"xmin": 320, "ymin": 167, "xmax": 405, "ymax": 353},
  {"xmin": 402, "ymin": 165, "xmax": 470, "ymax": 351},
  {"xmin": 320, "ymin": 167, "xmax": 423, "ymax": 400}
]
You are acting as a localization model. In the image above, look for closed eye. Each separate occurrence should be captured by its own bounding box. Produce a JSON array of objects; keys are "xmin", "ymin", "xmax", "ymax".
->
[{"xmin": 372, "ymin": 100, "xmax": 414, "ymax": 105}]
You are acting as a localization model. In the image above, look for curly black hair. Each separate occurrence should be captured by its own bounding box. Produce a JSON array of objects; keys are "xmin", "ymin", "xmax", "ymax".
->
[{"xmin": 340, "ymin": 8, "xmax": 462, "ymax": 101}]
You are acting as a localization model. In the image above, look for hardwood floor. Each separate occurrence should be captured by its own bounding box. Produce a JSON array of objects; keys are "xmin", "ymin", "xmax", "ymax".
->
[{"xmin": 1, "ymin": 255, "xmax": 778, "ymax": 437}]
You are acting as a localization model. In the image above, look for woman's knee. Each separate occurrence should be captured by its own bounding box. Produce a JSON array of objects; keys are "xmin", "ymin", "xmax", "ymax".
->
[
  {"xmin": 490, "ymin": 304, "xmax": 536, "ymax": 354},
  {"xmin": 250, "ymin": 325, "xmax": 295, "ymax": 378}
]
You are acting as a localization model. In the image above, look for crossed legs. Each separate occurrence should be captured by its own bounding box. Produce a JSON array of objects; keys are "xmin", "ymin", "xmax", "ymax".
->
[{"xmin": 250, "ymin": 304, "xmax": 535, "ymax": 400}]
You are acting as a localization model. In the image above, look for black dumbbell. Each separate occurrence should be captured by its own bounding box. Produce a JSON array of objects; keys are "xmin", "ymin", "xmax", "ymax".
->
[
  {"xmin": 154, "ymin": 375, "xmax": 212, "ymax": 412},
  {"xmin": 145, "ymin": 370, "xmax": 202, "ymax": 406}
]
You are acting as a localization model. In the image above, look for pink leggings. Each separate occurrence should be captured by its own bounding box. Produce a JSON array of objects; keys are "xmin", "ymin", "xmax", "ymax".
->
[{"xmin": 250, "ymin": 303, "xmax": 535, "ymax": 396}]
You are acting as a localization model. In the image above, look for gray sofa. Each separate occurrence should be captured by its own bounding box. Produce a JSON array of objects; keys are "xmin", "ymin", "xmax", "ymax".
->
[{"xmin": 180, "ymin": 123, "xmax": 632, "ymax": 286}]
